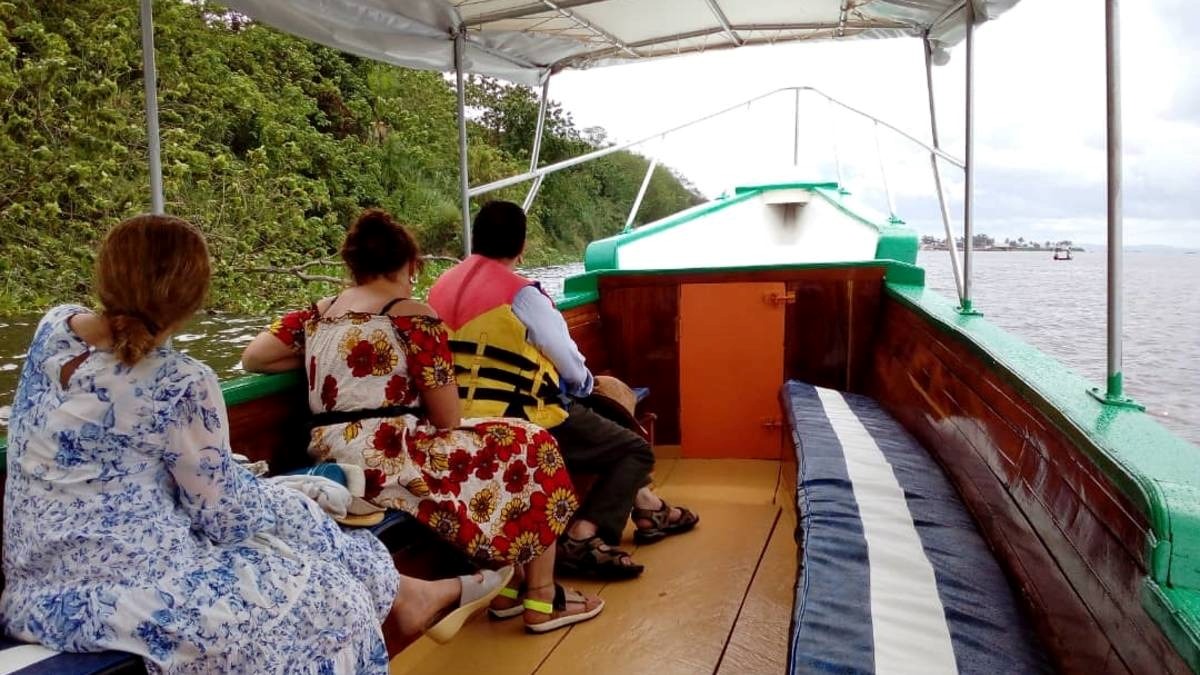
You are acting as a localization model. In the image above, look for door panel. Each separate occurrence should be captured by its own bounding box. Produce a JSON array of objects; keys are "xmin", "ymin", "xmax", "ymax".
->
[{"xmin": 679, "ymin": 282, "xmax": 786, "ymax": 459}]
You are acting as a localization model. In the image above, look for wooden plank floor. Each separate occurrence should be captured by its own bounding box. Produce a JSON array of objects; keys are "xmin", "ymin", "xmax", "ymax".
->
[{"xmin": 390, "ymin": 458, "xmax": 795, "ymax": 675}]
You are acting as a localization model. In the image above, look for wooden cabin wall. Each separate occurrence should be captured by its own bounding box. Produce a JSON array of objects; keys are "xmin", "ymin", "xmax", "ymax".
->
[
  {"xmin": 590, "ymin": 267, "xmax": 886, "ymax": 444},
  {"xmin": 562, "ymin": 303, "xmax": 609, "ymax": 376},
  {"xmin": 867, "ymin": 295, "xmax": 1188, "ymax": 674}
]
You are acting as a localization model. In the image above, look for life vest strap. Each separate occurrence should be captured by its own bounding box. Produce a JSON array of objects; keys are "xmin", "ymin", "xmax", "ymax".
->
[
  {"xmin": 453, "ymin": 365, "xmax": 558, "ymax": 399},
  {"xmin": 449, "ymin": 340, "xmax": 540, "ymax": 372},
  {"xmin": 458, "ymin": 386, "xmax": 559, "ymax": 407}
]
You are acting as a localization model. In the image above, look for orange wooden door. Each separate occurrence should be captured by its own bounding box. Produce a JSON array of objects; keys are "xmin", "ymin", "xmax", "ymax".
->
[{"xmin": 679, "ymin": 282, "xmax": 787, "ymax": 459}]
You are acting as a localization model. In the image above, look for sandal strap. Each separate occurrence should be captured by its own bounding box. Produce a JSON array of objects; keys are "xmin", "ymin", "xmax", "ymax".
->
[
  {"xmin": 631, "ymin": 500, "xmax": 673, "ymax": 528},
  {"xmin": 498, "ymin": 586, "xmax": 521, "ymax": 601},
  {"xmin": 523, "ymin": 584, "xmax": 567, "ymax": 615},
  {"xmin": 633, "ymin": 500, "xmax": 698, "ymax": 530}
]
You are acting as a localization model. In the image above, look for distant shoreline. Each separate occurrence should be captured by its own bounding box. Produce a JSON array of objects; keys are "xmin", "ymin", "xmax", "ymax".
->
[
  {"xmin": 919, "ymin": 247, "xmax": 1086, "ymax": 253},
  {"xmin": 920, "ymin": 247, "xmax": 1199, "ymax": 254}
]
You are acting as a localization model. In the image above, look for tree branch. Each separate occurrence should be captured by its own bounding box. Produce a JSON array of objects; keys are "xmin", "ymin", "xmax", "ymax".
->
[
  {"xmin": 421, "ymin": 255, "xmax": 462, "ymax": 265},
  {"xmin": 238, "ymin": 254, "xmax": 460, "ymax": 285}
]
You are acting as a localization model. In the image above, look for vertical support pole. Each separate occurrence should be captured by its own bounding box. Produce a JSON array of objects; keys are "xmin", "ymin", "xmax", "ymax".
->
[
  {"xmin": 1091, "ymin": 0, "xmax": 1139, "ymax": 408},
  {"xmin": 827, "ymin": 97, "xmax": 846, "ymax": 193},
  {"xmin": 1105, "ymin": 0, "xmax": 1123, "ymax": 400},
  {"xmin": 454, "ymin": 31, "xmax": 471, "ymax": 256},
  {"xmin": 872, "ymin": 121, "xmax": 898, "ymax": 222},
  {"xmin": 140, "ymin": 0, "xmax": 164, "ymax": 214},
  {"xmin": 624, "ymin": 156, "xmax": 659, "ymax": 232},
  {"xmin": 523, "ymin": 74, "xmax": 551, "ymax": 211},
  {"xmin": 960, "ymin": 1, "xmax": 980, "ymax": 314},
  {"xmin": 792, "ymin": 87, "xmax": 801, "ymax": 166},
  {"xmin": 924, "ymin": 38, "xmax": 965, "ymax": 304}
]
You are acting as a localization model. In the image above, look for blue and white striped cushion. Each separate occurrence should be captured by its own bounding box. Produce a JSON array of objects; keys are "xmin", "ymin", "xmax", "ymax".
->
[
  {"xmin": 782, "ymin": 381, "xmax": 1051, "ymax": 674},
  {"xmin": 0, "ymin": 637, "xmax": 142, "ymax": 675}
]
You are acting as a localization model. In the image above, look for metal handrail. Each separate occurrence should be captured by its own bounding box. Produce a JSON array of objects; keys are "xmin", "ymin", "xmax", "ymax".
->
[{"xmin": 467, "ymin": 85, "xmax": 965, "ymax": 198}]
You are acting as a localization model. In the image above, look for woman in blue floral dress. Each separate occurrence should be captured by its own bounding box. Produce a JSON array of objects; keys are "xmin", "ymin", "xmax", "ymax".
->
[{"xmin": 0, "ymin": 215, "xmax": 507, "ymax": 673}]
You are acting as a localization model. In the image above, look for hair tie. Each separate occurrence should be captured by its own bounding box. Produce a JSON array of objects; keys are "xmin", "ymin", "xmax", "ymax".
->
[{"xmin": 111, "ymin": 310, "xmax": 161, "ymax": 336}]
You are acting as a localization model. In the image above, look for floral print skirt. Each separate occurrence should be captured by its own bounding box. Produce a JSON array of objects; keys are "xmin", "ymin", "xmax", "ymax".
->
[{"xmin": 312, "ymin": 416, "xmax": 577, "ymax": 566}]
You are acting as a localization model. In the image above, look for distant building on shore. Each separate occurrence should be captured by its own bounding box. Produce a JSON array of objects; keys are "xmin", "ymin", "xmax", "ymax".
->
[{"xmin": 919, "ymin": 234, "xmax": 1085, "ymax": 252}]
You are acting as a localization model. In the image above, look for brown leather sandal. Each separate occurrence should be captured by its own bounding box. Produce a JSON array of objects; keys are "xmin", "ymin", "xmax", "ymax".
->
[
  {"xmin": 632, "ymin": 500, "xmax": 699, "ymax": 544},
  {"xmin": 556, "ymin": 535, "xmax": 644, "ymax": 579}
]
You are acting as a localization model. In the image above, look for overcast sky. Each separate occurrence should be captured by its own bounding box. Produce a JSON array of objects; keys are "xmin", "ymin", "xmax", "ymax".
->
[{"xmin": 545, "ymin": 0, "xmax": 1199, "ymax": 248}]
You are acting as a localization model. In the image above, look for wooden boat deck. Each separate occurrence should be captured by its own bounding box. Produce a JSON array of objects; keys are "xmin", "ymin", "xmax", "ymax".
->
[{"xmin": 390, "ymin": 453, "xmax": 797, "ymax": 675}]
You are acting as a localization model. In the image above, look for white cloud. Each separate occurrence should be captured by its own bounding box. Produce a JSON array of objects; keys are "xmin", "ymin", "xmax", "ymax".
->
[{"xmin": 547, "ymin": 0, "xmax": 1200, "ymax": 247}]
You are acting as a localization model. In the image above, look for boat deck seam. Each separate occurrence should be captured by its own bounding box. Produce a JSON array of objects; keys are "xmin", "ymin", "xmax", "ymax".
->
[{"xmin": 710, "ymin": 505, "xmax": 783, "ymax": 675}]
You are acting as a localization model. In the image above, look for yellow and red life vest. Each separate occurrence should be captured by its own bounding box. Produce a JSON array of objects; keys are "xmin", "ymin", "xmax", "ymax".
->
[{"xmin": 427, "ymin": 255, "xmax": 569, "ymax": 429}]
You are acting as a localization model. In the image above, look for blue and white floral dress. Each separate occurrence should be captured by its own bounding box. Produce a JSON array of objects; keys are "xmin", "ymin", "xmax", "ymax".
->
[{"xmin": 0, "ymin": 305, "xmax": 399, "ymax": 674}]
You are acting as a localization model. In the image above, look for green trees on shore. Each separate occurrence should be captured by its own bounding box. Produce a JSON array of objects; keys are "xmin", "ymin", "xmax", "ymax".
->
[{"xmin": 0, "ymin": 1, "xmax": 701, "ymax": 313}]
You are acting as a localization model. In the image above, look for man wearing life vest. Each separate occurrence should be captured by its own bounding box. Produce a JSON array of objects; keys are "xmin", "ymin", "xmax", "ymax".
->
[{"xmin": 429, "ymin": 201, "xmax": 698, "ymax": 579}]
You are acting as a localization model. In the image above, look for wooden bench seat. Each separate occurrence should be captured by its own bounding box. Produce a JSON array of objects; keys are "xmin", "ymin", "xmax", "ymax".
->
[{"xmin": 780, "ymin": 380, "xmax": 1051, "ymax": 673}]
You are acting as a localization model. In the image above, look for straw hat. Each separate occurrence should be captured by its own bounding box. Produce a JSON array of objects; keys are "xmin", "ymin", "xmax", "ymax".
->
[{"xmin": 583, "ymin": 375, "xmax": 646, "ymax": 435}]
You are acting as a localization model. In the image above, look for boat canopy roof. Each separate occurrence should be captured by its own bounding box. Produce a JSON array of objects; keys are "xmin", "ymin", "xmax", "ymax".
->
[{"xmin": 221, "ymin": 0, "xmax": 1022, "ymax": 85}]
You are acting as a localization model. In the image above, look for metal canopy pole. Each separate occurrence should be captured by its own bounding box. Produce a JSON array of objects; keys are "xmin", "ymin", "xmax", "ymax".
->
[
  {"xmin": 924, "ymin": 38, "xmax": 965, "ymax": 304},
  {"xmin": 469, "ymin": 86, "xmax": 964, "ymax": 198},
  {"xmin": 793, "ymin": 88, "xmax": 801, "ymax": 166},
  {"xmin": 624, "ymin": 155, "xmax": 659, "ymax": 232},
  {"xmin": 454, "ymin": 31, "xmax": 471, "ymax": 256},
  {"xmin": 139, "ymin": 0, "xmax": 164, "ymax": 214},
  {"xmin": 959, "ymin": 1, "xmax": 980, "ymax": 314},
  {"xmin": 827, "ymin": 97, "xmax": 846, "ymax": 193},
  {"xmin": 1092, "ymin": 0, "xmax": 1140, "ymax": 408},
  {"xmin": 523, "ymin": 74, "xmax": 551, "ymax": 211},
  {"xmin": 872, "ymin": 121, "xmax": 897, "ymax": 222}
]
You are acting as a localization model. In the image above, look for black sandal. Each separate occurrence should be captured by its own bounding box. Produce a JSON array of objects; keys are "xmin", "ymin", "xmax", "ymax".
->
[
  {"xmin": 556, "ymin": 536, "xmax": 645, "ymax": 580},
  {"xmin": 632, "ymin": 500, "xmax": 699, "ymax": 544}
]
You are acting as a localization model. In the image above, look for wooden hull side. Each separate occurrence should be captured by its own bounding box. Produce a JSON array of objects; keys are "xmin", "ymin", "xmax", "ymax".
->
[
  {"xmin": 868, "ymin": 293, "xmax": 1189, "ymax": 674},
  {"xmin": 589, "ymin": 266, "xmax": 886, "ymax": 444},
  {"xmin": 225, "ymin": 382, "xmax": 312, "ymax": 474}
]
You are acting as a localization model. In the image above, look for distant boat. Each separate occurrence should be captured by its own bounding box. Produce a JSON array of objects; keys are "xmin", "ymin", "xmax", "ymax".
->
[{"xmin": 1054, "ymin": 247, "xmax": 1073, "ymax": 260}]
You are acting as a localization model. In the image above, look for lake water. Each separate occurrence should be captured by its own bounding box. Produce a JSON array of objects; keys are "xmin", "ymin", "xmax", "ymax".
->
[{"xmin": 1, "ymin": 253, "xmax": 1196, "ymax": 445}]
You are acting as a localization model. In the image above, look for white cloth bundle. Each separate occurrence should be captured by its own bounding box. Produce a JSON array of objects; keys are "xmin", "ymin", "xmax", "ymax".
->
[{"xmin": 268, "ymin": 475, "xmax": 353, "ymax": 519}]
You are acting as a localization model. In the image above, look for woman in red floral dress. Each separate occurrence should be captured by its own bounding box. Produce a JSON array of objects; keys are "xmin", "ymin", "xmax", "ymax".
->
[{"xmin": 243, "ymin": 210, "xmax": 603, "ymax": 633}]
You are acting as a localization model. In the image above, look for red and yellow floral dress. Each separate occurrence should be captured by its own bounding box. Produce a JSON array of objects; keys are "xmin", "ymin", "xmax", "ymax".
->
[{"xmin": 269, "ymin": 307, "xmax": 578, "ymax": 566}]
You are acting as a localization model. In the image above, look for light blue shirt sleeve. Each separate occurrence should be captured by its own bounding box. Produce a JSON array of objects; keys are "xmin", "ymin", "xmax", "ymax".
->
[{"xmin": 511, "ymin": 284, "xmax": 595, "ymax": 398}]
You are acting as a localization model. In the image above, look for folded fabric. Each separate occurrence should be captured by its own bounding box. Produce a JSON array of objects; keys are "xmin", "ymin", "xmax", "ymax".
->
[
  {"xmin": 268, "ymin": 474, "xmax": 352, "ymax": 519},
  {"xmin": 230, "ymin": 452, "xmax": 270, "ymax": 477},
  {"xmin": 284, "ymin": 463, "xmax": 385, "ymax": 516}
]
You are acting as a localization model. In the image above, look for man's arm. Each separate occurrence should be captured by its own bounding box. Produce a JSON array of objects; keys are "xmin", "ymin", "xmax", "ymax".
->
[{"xmin": 512, "ymin": 285, "xmax": 594, "ymax": 397}]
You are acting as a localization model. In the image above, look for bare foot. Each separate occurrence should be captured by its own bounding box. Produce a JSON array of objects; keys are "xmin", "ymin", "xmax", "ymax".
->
[
  {"xmin": 489, "ymin": 565, "xmax": 524, "ymax": 614},
  {"xmin": 384, "ymin": 576, "xmax": 462, "ymax": 654}
]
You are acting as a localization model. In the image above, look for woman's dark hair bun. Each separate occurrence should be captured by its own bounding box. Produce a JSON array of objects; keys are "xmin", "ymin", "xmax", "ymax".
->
[{"xmin": 341, "ymin": 209, "xmax": 422, "ymax": 284}]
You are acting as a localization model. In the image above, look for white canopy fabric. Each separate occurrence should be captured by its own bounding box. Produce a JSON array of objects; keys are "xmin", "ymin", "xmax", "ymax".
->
[{"xmin": 221, "ymin": 0, "xmax": 1022, "ymax": 85}]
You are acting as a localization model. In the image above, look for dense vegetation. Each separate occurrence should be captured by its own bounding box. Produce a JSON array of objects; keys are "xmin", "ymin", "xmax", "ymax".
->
[{"xmin": 0, "ymin": 1, "xmax": 701, "ymax": 313}]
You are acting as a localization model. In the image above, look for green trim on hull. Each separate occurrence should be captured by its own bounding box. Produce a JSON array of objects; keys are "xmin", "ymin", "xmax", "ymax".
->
[
  {"xmin": 1147, "ymin": 580, "xmax": 1200, "ymax": 673},
  {"xmin": 0, "ymin": 371, "xmax": 307, "ymax": 466},
  {"xmin": 220, "ymin": 370, "xmax": 305, "ymax": 407}
]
